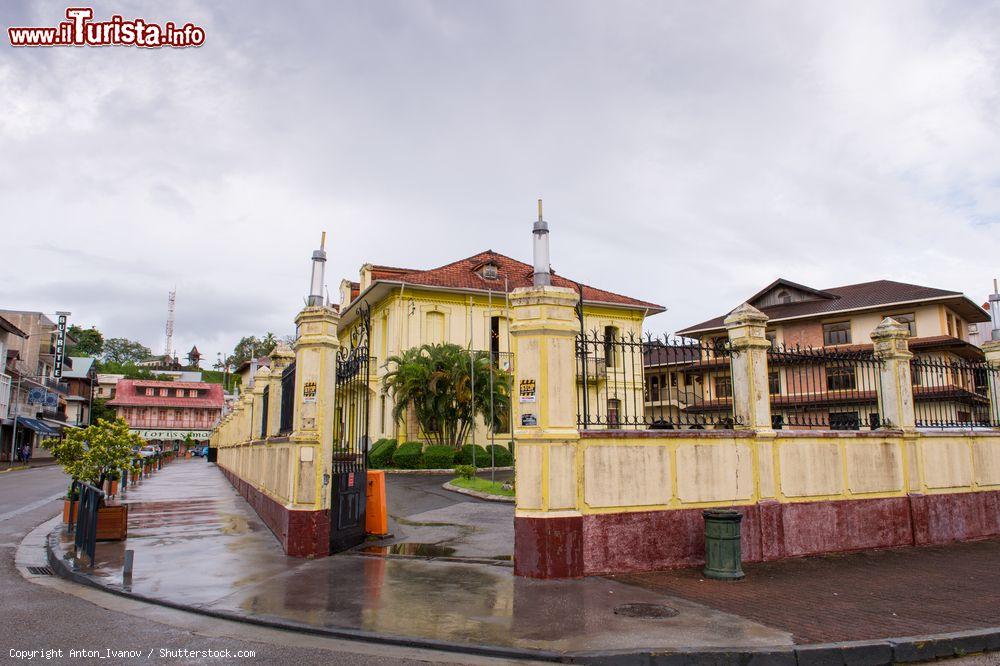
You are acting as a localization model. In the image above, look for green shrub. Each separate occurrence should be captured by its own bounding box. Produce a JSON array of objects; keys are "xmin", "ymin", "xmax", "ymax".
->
[
  {"xmin": 423, "ymin": 445, "xmax": 455, "ymax": 469},
  {"xmin": 454, "ymin": 444, "xmax": 490, "ymax": 466},
  {"xmin": 391, "ymin": 441, "xmax": 423, "ymax": 469},
  {"xmin": 368, "ymin": 438, "xmax": 397, "ymax": 467},
  {"xmin": 485, "ymin": 444, "xmax": 513, "ymax": 467},
  {"xmin": 454, "ymin": 464, "xmax": 477, "ymax": 480}
]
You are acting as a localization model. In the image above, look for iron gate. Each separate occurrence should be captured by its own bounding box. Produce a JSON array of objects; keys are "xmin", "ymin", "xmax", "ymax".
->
[{"xmin": 330, "ymin": 301, "xmax": 372, "ymax": 554}]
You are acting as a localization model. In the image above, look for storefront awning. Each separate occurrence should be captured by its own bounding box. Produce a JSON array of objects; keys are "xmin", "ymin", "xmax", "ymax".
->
[{"xmin": 14, "ymin": 417, "xmax": 61, "ymax": 436}]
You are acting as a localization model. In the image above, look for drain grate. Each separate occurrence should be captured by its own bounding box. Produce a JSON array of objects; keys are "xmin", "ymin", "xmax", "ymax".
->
[
  {"xmin": 26, "ymin": 566, "xmax": 53, "ymax": 576},
  {"xmin": 613, "ymin": 602, "xmax": 678, "ymax": 619}
]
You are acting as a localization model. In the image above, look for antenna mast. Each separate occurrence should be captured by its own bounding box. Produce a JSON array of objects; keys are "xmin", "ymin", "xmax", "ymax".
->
[{"xmin": 164, "ymin": 289, "xmax": 176, "ymax": 358}]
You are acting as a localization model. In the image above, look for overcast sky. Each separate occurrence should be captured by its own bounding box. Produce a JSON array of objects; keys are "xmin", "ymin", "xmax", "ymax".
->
[{"xmin": 2, "ymin": 1, "xmax": 999, "ymax": 364}]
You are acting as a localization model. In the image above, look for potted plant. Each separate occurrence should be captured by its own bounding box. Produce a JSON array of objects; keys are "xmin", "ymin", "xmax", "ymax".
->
[
  {"xmin": 46, "ymin": 435, "xmax": 85, "ymax": 524},
  {"xmin": 55, "ymin": 418, "xmax": 143, "ymax": 540},
  {"xmin": 105, "ymin": 470, "xmax": 120, "ymax": 498},
  {"xmin": 62, "ymin": 483, "xmax": 79, "ymax": 524}
]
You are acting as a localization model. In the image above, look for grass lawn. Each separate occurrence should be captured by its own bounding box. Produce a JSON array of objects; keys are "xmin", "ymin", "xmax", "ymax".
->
[{"xmin": 451, "ymin": 476, "xmax": 514, "ymax": 496}]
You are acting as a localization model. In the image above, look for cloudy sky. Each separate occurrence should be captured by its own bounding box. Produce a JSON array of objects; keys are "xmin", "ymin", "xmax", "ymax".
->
[{"xmin": 2, "ymin": 0, "xmax": 999, "ymax": 363}]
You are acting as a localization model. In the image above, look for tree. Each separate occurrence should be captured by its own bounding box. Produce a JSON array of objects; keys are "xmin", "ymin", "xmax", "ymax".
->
[
  {"xmin": 223, "ymin": 333, "xmax": 279, "ymax": 368},
  {"xmin": 48, "ymin": 418, "xmax": 142, "ymax": 486},
  {"xmin": 382, "ymin": 343, "xmax": 511, "ymax": 449},
  {"xmin": 103, "ymin": 337, "xmax": 152, "ymax": 365},
  {"xmin": 68, "ymin": 324, "xmax": 104, "ymax": 357},
  {"xmin": 90, "ymin": 397, "xmax": 117, "ymax": 424}
]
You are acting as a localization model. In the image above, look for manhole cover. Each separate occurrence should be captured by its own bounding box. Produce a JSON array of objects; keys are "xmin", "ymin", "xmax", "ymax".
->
[{"xmin": 613, "ymin": 603, "xmax": 678, "ymax": 619}]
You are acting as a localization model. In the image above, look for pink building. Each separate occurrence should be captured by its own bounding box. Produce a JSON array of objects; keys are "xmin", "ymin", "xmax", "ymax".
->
[{"xmin": 108, "ymin": 379, "xmax": 224, "ymax": 451}]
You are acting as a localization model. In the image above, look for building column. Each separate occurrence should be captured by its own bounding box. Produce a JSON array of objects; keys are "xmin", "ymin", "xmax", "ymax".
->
[
  {"xmin": 982, "ymin": 340, "xmax": 1000, "ymax": 428},
  {"xmin": 725, "ymin": 303, "xmax": 773, "ymax": 433},
  {"xmin": 871, "ymin": 317, "xmax": 916, "ymax": 432},
  {"xmin": 510, "ymin": 286, "xmax": 584, "ymax": 578},
  {"xmin": 267, "ymin": 344, "xmax": 294, "ymax": 438},
  {"xmin": 250, "ymin": 367, "xmax": 269, "ymax": 441}
]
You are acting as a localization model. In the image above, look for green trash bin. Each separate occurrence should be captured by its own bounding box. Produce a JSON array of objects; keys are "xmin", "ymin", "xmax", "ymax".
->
[{"xmin": 702, "ymin": 509, "xmax": 744, "ymax": 581}]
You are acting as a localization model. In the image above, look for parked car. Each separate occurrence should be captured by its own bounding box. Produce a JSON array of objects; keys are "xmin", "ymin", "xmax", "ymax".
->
[
  {"xmin": 192, "ymin": 447, "xmax": 205, "ymax": 457},
  {"xmin": 137, "ymin": 446, "xmax": 159, "ymax": 458}
]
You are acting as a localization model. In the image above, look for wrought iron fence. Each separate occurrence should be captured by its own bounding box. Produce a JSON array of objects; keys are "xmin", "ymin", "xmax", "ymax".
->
[
  {"xmin": 766, "ymin": 345, "xmax": 884, "ymax": 430},
  {"xmin": 260, "ymin": 385, "xmax": 269, "ymax": 439},
  {"xmin": 577, "ymin": 332, "xmax": 739, "ymax": 430},
  {"xmin": 279, "ymin": 361, "xmax": 296, "ymax": 434},
  {"xmin": 911, "ymin": 356, "xmax": 1000, "ymax": 428},
  {"xmin": 70, "ymin": 481, "xmax": 104, "ymax": 568}
]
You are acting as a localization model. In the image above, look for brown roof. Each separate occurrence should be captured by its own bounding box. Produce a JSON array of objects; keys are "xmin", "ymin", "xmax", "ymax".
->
[
  {"xmin": 678, "ymin": 279, "xmax": 989, "ymax": 335},
  {"xmin": 0, "ymin": 316, "xmax": 27, "ymax": 338},
  {"xmin": 355, "ymin": 250, "xmax": 663, "ymax": 311}
]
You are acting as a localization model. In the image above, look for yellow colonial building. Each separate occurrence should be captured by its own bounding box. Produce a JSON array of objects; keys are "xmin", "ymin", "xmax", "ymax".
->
[{"xmin": 334, "ymin": 250, "xmax": 663, "ymax": 444}]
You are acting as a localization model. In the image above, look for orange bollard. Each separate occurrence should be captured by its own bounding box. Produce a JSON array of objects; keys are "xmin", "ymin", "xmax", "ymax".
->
[{"xmin": 366, "ymin": 470, "xmax": 388, "ymax": 536}]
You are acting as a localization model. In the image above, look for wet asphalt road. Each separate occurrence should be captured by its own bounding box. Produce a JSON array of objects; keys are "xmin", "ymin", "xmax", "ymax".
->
[{"xmin": 0, "ymin": 465, "xmax": 528, "ymax": 665}]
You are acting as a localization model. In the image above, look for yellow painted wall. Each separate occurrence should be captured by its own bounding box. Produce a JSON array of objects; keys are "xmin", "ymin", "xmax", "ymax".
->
[{"xmin": 516, "ymin": 431, "xmax": 1000, "ymax": 516}]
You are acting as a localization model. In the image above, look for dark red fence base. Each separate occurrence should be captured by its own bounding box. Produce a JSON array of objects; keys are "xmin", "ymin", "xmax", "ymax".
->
[
  {"xmin": 220, "ymin": 467, "xmax": 330, "ymax": 558},
  {"xmin": 514, "ymin": 490, "xmax": 1000, "ymax": 578}
]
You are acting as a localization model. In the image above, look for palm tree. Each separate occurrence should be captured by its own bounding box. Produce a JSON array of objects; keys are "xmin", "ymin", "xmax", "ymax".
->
[{"xmin": 382, "ymin": 343, "xmax": 511, "ymax": 448}]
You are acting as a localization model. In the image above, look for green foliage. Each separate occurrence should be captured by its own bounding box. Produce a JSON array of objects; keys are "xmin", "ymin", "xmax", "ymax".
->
[
  {"xmin": 453, "ymin": 464, "xmax": 477, "ymax": 480},
  {"xmin": 218, "ymin": 333, "xmax": 278, "ymax": 370},
  {"xmin": 368, "ymin": 438, "xmax": 397, "ymax": 468},
  {"xmin": 486, "ymin": 444, "xmax": 513, "ymax": 467},
  {"xmin": 454, "ymin": 444, "xmax": 490, "ymax": 466},
  {"xmin": 53, "ymin": 418, "xmax": 144, "ymax": 485},
  {"xmin": 451, "ymin": 476, "xmax": 515, "ymax": 497},
  {"xmin": 391, "ymin": 441, "xmax": 423, "ymax": 469},
  {"xmin": 95, "ymin": 360, "xmax": 166, "ymax": 380},
  {"xmin": 68, "ymin": 324, "xmax": 104, "ymax": 357},
  {"xmin": 90, "ymin": 397, "xmax": 116, "ymax": 424},
  {"xmin": 382, "ymin": 343, "xmax": 512, "ymax": 449},
  {"xmin": 422, "ymin": 445, "xmax": 455, "ymax": 469},
  {"xmin": 102, "ymin": 338, "xmax": 152, "ymax": 365}
]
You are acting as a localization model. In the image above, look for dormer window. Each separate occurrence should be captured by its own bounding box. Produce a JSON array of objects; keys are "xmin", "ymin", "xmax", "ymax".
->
[{"xmin": 480, "ymin": 263, "xmax": 499, "ymax": 280}]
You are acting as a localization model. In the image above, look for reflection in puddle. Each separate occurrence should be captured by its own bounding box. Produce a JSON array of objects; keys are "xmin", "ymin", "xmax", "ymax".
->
[{"xmin": 362, "ymin": 543, "xmax": 457, "ymax": 557}]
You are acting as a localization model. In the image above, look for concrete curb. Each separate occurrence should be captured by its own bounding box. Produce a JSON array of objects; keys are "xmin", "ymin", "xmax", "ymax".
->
[
  {"xmin": 44, "ymin": 530, "xmax": 1000, "ymax": 665},
  {"xmin": 376, "ymin": 466, "xmax": 513, "ymax": 475},
  {"xmin": 442, "ymin": 480, "xmax": 515, "ymax": 503}
]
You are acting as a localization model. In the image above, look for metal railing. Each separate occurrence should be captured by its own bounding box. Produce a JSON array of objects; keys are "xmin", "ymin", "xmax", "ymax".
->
[
  {"xmin": 912, "ymin": 356, "xmax": 1000, "ymax": 428},
  {"xmin": 69, "ymin": 481, "xmax": 105, "ymax": 568},
  {"xmin": 260, "ymin": 385, "xmax": 269, "ymax": 439},
  {"xmin": 278, "ymin": 362, "xmax": 296, "ymax": 434},
  {"xmin": 766, "ymin": 345, "xmax": 884, "ymax": 430},
  {"xmin": 578, "ymin": 332, "xmax": 738, "ymax": 430}
]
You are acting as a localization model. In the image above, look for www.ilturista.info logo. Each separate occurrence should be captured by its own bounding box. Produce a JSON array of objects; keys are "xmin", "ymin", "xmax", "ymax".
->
[{"xmin": 8, "ymin": 7, "xmax": 205, "ymax": 48}]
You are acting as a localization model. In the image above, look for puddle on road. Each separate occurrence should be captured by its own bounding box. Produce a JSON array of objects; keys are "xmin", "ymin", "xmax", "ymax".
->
[{"xmin": 361, "ymin": 543, "xmax": 457, "ymax": 557}]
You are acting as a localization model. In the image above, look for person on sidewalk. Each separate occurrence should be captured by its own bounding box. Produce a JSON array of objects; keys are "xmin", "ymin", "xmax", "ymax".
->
[{"xmin": 21, "ymin": 444, "xmax": 31, "ymax": 465}]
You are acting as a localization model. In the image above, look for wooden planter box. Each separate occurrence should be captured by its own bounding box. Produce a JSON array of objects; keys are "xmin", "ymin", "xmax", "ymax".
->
[
  {"xmin": 96, "ymin": 504, "xmax": 128, "ymax": 541},
  {"xmin": 62, "ymin": 499, "xmax": 77, "ymax": 524}
]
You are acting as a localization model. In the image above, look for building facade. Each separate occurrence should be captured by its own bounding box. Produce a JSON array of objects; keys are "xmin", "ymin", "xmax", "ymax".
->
[
  {"xmin": 655, "ymin": 278, "xmax": 993, "ymax": 429},
  {"xmin": 61, "ymin": 356, "xmax": 96, "ymax": 426},
  {"xmin": 108, "ymin": 379, "xmax": 224, "ymax": 450},
  {"xmin": 336, "ymin": 250, "xmax": 663, "ymax": 445}
]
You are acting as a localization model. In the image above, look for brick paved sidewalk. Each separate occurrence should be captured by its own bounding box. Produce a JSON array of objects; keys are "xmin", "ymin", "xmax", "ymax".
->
[{"xmin": 612, "ymin": 537, "xmax": 1000, "ymax": 644}]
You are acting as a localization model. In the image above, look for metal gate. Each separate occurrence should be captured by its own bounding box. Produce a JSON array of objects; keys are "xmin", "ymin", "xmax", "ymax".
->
[{"xmin": 330, "ymin": 302, "xmax": 372, "ymax": 554}]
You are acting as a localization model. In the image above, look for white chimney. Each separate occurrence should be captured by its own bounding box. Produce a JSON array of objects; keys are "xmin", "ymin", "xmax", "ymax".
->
[
  {"xmin": 308, "ymin": 232, "xmax": 327, "ymax": 306},
  {"xmin": 532, "ymin": 199, "xmax": 551, "ymax": 287}
]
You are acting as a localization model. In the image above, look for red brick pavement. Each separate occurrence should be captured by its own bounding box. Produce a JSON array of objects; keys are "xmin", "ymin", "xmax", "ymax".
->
[{"xmin": 611, "ymin": 538, "xmax": 1000, "ymax": 643}]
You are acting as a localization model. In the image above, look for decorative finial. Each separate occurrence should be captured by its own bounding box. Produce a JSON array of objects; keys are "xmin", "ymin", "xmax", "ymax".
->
[
  {"xmin": 532, "ymin": 198, "xmax": 551, "ymax": 286},
  {"xmin": 308, "ymin": 232, "xmax": 328, "ymax": 306}
]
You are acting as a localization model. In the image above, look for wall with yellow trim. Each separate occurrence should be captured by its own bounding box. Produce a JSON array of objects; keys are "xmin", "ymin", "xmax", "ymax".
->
[{"xmin": 516, "ymin": 430, "xmax": 1000, "ymax": 516}]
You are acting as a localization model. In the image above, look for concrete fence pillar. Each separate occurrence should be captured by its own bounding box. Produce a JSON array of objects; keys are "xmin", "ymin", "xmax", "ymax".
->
[
  {"xmin": 291, "ymin": 304, "xmax": 340, "ymax": 515},
  {"xmin": 983, "ymin": 340, "xmax": 1000, "ymax": 428},
  {"xmin": 251, "ymin": 366, "xmax": 269, "ymax": 440},
  {"xmin": 725, "ymin": 303, "xmax": 773, "ymax": 432},
  {"xmin": 510, "ymin": 285, "xmax": 584, "ymax": 578},
  {"xmin": 871, "ymin": 318, "xmax": 916, "ymax": 431},
  {"xmin": 268, "ymin": 344, "xmax": 294, "ymax": 438}
]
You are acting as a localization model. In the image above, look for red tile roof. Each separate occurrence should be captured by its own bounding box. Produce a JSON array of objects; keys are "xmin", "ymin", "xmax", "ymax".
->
[
  {"xmin": 108, "ymin": 379, "xmax": 224, "ymax": 408},
  {"xmin": 358, "ymin": 251, "xmax": 663, "ymax": 311},
  {"xmin": 678, "ymin": 279, "xmax": 989, "ymax": 335}
]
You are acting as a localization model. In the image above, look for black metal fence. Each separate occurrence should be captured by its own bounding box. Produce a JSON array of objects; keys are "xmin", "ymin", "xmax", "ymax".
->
[
  {"xmin": 260, "ymin": 385, "xmax": 269, "ymax": 439},
  {"xmin": 577, "ymin": 332, "xmax": 739, "ymax": 430},
  {"xmin": 279, "ymin": 362, "xmax": 296, "ymax": 434},
  {"xmin": 766, "ymin": 345, "xmax": 884, "ymax": 430},
  {"xmin": 70, "ymin": 481, "xmax": 104, "ymax": 567},
  {"xmin": 912, "ymin": 356, "xmax": 1000, "ymax": 428}
]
